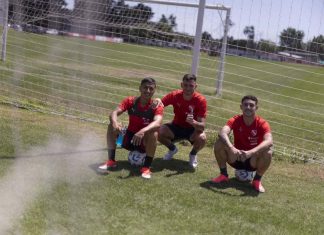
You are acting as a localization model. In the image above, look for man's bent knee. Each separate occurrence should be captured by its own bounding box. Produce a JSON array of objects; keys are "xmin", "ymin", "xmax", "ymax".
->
[
  {"xmin": 214, "ymin": 138, "xmax": 226, "ymax": 152},
  {"xmin": 144, "ymin": 131, "xmax": 158, "ymax": 142},
  {"xmin": 158, "ymin": 125, "xmax": 174, "ymax": 143},
  {"xmin": 255, "ymin": 147, "xmax": 273, "ymax": 159}
]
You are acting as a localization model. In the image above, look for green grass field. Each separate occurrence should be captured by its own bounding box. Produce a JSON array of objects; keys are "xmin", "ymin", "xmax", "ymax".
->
[
  {"xmin": 1, "ymin": 105, "xmax": 324, "ymax": 234},
  {"xmin": 0, "ymin": 30, "xmax": 324, "ymax": 234}
]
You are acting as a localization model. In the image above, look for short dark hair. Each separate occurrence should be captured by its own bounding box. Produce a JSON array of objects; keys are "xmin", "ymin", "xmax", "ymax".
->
[
  {"xmin": 182, "ymin": 74, "xmax": 197, "ymax": 82},
  {"xmin": 241, "ymin": 95, "xmax": 258, "ymax": 105},
  {"xmin": 141, "ymin": 77, "xmax": 156, "ymax": 86}
]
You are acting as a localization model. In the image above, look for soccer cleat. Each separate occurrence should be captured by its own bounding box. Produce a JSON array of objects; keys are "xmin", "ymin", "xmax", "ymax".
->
[
  {"xmin": 98, "ymin": 160, "xmax": 117, "ymax": 171},
  {"xmin": 140, "ymin": 167, "xmax": 152, "ymax": 179},
  {"xmin": 211, "ymin": 174, "xmax": 229, "ymax": 183},
  {"xmin": 252, "ymin": 180, "xmax": 265, "ymax": 193},
  {"xmin": 189, "ymin": 154, "xmax": 198, "ymax": 168},
  {"xmin": 163, "ymin": 147, "xmax": 178, "ymax": 160}
]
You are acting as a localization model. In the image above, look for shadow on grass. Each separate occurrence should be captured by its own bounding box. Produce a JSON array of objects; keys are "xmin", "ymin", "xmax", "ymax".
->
[
  {"xmin": 200, "ymin": 178, "xmax": 260, "ymax": 197},
  {"xmin": 89, "ymin": 160, "xmax": 142, "ymax": 179},
  {"xmin": 152, "ymin": 158, "xmax": 195, "ymax": 177},
  {"xmin": 90, "ymin": 157, "xmax": 195, "ymax": 179}
]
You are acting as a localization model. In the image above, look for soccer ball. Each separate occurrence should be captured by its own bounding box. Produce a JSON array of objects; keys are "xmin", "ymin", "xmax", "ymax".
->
[
  {"xmin": 128, "ymin": 151, "xmax": 145, "ymax": 166},
  {"xmin": 235, "ymin": 169, "xmax": 255, "ymax": 182}
]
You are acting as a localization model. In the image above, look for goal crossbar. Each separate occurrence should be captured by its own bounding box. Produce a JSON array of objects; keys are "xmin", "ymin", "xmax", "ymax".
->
[{"xmin": 126, "ymin": 0, "xmax": 230, "ymax": 10}]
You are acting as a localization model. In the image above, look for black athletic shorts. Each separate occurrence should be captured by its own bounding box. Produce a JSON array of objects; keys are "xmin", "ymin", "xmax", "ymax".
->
[
  {"xmin": 122, "ymin": 130, "xmax": 145, "ymax": 153},
  {"xmin": 229, "ymin": 158, "xmax": 256, "ymax": 171},
  {"xmin": 165, "ymin": 123, "xmax": 195, "ymax": 144}
]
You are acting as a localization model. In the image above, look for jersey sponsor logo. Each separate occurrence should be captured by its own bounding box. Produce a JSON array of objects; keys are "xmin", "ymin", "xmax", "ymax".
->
[
  {"xmin": 248, "ymin": 136, "xmax": 258, "ymax": 146},
  {"xmin": 249, "ymin": 130, "xmax": 258, "ymax": 146}
]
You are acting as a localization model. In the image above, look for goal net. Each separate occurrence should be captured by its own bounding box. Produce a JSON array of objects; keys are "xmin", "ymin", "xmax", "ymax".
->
[{"xmin": 1, "ymin": 0, "xmax": 323, "ymax": 163}]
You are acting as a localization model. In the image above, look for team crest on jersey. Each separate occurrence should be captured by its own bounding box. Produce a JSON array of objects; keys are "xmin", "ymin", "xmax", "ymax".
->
[{"xmin": 251, "ymin": 129, "xmax": 257, "ymax": 136}]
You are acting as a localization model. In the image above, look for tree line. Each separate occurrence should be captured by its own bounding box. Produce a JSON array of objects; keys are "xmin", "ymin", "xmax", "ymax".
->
[
  {"xmin": 8, "ymin": 0, "xmax": 324, "ymax": 60},
  {"xmin": 203, "ymin": 26, "xmax": 324, "ymax": 60}
]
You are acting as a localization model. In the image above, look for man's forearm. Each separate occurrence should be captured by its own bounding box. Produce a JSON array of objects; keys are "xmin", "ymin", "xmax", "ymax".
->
[
  {"xmin": 192, "ymin": 120, "xmax": 205, "ymax": 132},
  {"xmin": 218, "ymin": 133, "xmax": 233, "ymax": 148},
  {"xmin": 250, "ymin": 139, "xmax": 273, "ymax": 154}
]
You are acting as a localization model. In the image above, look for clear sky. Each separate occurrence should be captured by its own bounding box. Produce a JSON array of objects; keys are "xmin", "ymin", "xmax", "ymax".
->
[{"xmin": 65, "ymin": 0, "xmax": 324, "ymax": 43}]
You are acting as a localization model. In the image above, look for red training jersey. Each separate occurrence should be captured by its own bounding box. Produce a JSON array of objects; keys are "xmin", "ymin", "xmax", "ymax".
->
[
  {"xmin": 119, "ymin": 96, "xmax": 164, "ymax": 133},
  {"xmin": 226, "ymin": 115, "xmax": 271, "ymax": 151},
  {"xmin": 161, "ymin": 90, "xmax": 207, "ymax": 128}
]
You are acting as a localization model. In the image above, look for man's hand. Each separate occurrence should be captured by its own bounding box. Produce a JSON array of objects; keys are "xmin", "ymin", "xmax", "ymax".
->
[
  {"xmin": 132, "ymin": 130, "xmax": 145, "ymax": 146},
  {"xmin": 228, "ymin": 146, "xmax": 245, "ymax": 161},
  {"xmin": 112, "ymin": 122, "xmax": 123, "ymax": 133},
  {"xmin": 186, "ymin": 114, "xmax": 194, "ymax": 125},
  {"xmin": 240, "ymin": 150, "xmax": 254, "ymax": 161}
]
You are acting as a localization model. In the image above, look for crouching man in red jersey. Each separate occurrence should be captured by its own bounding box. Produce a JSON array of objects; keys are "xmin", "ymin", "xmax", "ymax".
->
[
  {"xmin": 158, "ymin": 74, "xmax": 207, "ymax": 169},
  {"xmin": 98, "ymin": 77, "xmax": 163, "ymax": 179},
  {"xmin": 211, "ymin": 95, "xmax": 273, "ymax": 193}
]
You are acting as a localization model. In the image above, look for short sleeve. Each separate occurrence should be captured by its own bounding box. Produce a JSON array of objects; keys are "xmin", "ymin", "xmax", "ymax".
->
[
  {"xmin": 161, "ymin": 92, "xmax": 174, "ymax": 107},
  {"xmin": 197, "ymin": 96, "xmax": 207, "ymax": 118},
  {"xmin": 154, "ymin": 105, "xmax": 164, "ymax": 116},
  {"xmin": 261, "ymin": 120, "xmax": 271, "ymax": 134},
  {"xmin": 118, "ymin": 97, "xmax": 135, "ymax": 111}
]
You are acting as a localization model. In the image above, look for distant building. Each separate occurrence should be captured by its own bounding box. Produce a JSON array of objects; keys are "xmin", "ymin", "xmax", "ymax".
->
[{"xmin": 278, "ymin": 51, "xmax": 319, "ymax": 65}]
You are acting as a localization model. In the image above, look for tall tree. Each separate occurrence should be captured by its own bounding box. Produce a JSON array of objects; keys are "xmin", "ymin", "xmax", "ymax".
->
[
  {"xmin": 307, "ymin": 35, "xmax": 324, "ymax": 60},
  {"xmin": 279, "ymin": 27, "xmax": 305, "ymax": 51},
  {"xmin": 132, "ymin": 3, "xmax": 154, "ymax": 23},
  {"xmin": 243, "ymin": 25, "xmax": 255, "ymax": 41},
  {"xmin": 243, "ymin": 25, "xmax": 255, "ymax": 49},
  {"xmin": 202, "ymin": 31, "xmax": 213, "ymax": 41},
  {"xmin": 257, "ymin": 39, "xmax": 277, "ymax": 53},
  {"xmin": 202, "ymin": 31, "xmax": 213, "ymax": 48},
  {"xmin": 156, "ymin": 14, "xmax": 177, "ymax": 33},
  {"xmin": 19, "ymin": 0, "xmax": 67, "ymax": 27},
  {"xmin": 168, "ymin": 14, "xmax": 177, "ymax": 29}
]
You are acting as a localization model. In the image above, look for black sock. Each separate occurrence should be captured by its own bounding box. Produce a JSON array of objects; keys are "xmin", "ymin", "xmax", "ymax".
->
[
  {"xmin": 253, "ymin": 173, "xmax": 262, "ymax": 181},
  {"xmin": 143, "ymin": 156, "xmax": 153, "ymax": 168},
  {"xmin": 108, "ymin": 149, "xmax": 116, "ymax": 161},
  {"xmin": 189, "ymin": 148, "xmax": 197, "ymax": 155},
  {"xmin": 167, "ymin": 143, "xmax": 176, "ymax": 151},
  {"xmin": 220, "ymin": 167, "xmax": 228, "ymax": 177}
]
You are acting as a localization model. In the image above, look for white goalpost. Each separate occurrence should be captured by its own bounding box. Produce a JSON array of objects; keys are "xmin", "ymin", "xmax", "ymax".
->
[{"xmin": 0, "ymin": 0, "xmax": 8, "ymax": 61}]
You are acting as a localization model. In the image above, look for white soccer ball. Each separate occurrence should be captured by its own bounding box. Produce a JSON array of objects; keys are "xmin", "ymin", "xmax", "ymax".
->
[
  {"xmin": 128, "ymin": 151, "xmax": 145, "ymax": 166},
  {"xmin": 235, "ymin": 169, "xmax": 255, "ymax": 182}
]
